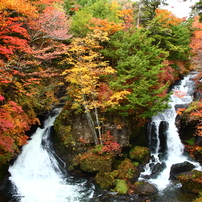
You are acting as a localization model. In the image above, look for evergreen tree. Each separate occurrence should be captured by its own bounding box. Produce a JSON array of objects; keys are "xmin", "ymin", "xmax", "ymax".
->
[
  {"xmin": 102, "ymin": 28, "xmax": 170, "ymax": 118},
  {"xmin": 147, "ymin": 9, "xmax": 192, "ymax": 74}
]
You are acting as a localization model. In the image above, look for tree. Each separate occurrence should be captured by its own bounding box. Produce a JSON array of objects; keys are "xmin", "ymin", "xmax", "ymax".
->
[
  {"xmin": 70, "ymin": 0, "xmax": 123, "ymax": 37},
  {"xmin": 192, "ymin": 0, "xmax": 202, "ymax": 21},
  {"xmin": 134, "ymin": 0, "xmax": 168, "ymax": 26},
  {"xmin": 61, "ymin": 30, "xmax": 116, "ymax": 145},
  {"xmin": 102, "ymin": 28, "xmax": 170, "ymax": 119},
  {"xmin": 146, "ymin": 9, "xmax": 193, "ymax": 76},
  {"xmin": 0, "ymin": 10, "xmax": 32, "ymax": 60}
]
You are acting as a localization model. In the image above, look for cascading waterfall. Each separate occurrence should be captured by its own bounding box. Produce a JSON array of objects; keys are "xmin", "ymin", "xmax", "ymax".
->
[
  {"xmin": 9, "ymin": 109, "xmax": 94, "ymax": 202},
  {"xmin": 142, "ymin": 73, "xmax": 201, "ymax": 190}
]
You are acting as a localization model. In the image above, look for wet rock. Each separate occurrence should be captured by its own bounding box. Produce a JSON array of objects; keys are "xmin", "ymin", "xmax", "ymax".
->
[
  {"xmin": 129, "ymin": 146, "xmax": 150, "ymax": 165},
  {"xmin": 133, "ymin": 181, "xmax": 158, "ymax": 196},
  {"xmin": 175, "ymin": 104, "xmax": 188, "ymax": 111},
  {"xmin": 196, "ymin": 136, "xmax": 202, "ymax": 146},
  {"xmin": 149, "ymin": 122, "xmax": 158, "ymax": 154},
  {"xmin": 169, "ymin": 161, "xmax": 195, "ymax": 180},
  {"xmin": 73, "ymin": 151, "xmax": 113, "ymax": 173},
  {"xmin": 113, "ymin": 179, "xmax": 129, "ymax": 194},
  {"xmin": 193, "ymin": 91, "xmax": 202, "ymax": 101},
  {"xmin": 158, "ymin": 121, "xmax": 168, "ymax": 153},
  {"xmin": 116, "ymin": 158, "xmax": 140, "ymax": 181},
  {"xmin": 95, "ymin": 171, "xmax": 115, "ymax": 189},
  {"xmin": 150, "ymin": 162, "xmax": 166, "ymax": 179},
  {"xmin": 193, "ymin": 146, "xmax": 202, "ymax": 163},
  {"xmin": 178, "ymin": 170, "xmax": 202, "ymax": 194}
]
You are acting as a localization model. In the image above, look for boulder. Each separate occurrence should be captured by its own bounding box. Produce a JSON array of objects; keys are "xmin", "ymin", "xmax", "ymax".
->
[
  {"xmin": 95, "ymin": 171, "xmax": 115, "ymax": 189},
  {"xmin": 116, "ymin": 158, "xmax": 140, "ymax": 181},
  {"xmin": 133, "ymin": 181, "xmax": 158, "ymax": 196},
  {"xmin": 150, "ymin": 162, "xmax": 166, "ymax": 179},
  {"xmin": 169, "ymin": 161, "xmax": 195, "ymax": 180},
  {"xmin": 113, "ymin": 179, "xmax": 129, "ymax": 194},
  {"xmin": 178, "ymin": 170, "xmax": 202, "ymax": 194},
  {"xmin": 73, "ymin": 151, "xmax": 113, "ymax": 173},
  {"xmin": 129, "ymin": 146, "xmax": 150, "ymax": 165}
]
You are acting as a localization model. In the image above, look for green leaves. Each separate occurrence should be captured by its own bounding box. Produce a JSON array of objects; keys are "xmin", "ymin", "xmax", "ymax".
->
[{"xmin": 103, "ymin": 28, "xmax": 170, "ymax": 118}]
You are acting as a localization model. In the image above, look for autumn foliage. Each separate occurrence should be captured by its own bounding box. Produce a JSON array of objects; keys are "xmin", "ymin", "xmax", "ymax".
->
[{"xmin": 0, "ymin": 0, "xmax": 200, "ymax": 163}]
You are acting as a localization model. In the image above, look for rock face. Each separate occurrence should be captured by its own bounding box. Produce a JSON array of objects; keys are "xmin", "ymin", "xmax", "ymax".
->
[
  {"xmin": 169, "ymin": 161, "xmax": 195, "ymax": 180},
  {"xmin": 158, "ymin": 121, "xmax": 168, "ymax": 153},
  {"xmin": 177, "ymin": 170, "xmax": 202, "ymax": 194},
  {"xmin": 53, "ymin": 107, "xmax": 147, "ymax": 172}
]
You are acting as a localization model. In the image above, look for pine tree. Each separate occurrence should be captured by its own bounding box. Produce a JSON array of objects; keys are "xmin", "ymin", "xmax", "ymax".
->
[{"xmin": 102, "ymin": 28, "xmax": 170, "ymax": 118}]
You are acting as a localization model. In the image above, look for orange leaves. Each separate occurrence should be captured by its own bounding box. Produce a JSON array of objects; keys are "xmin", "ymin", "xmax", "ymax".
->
[
  {"xmin": 180, "ymin": 100, "xmax": 202, "ymax": 137},
  {"xmin": 88, "ymin": 18, "xmax": 123, "ymax": 35},
  {"xmin": 155, "ymin": 8, "xmax": 183, "ymax": 27},
  {"xmin": 118, "ymin": 8, "xmax": 133, "ymax": 30},
  {"xmin": 0, "ymin": 0, "xmax": 37, "ymax": 18},
  {"xmin": 177, "ymin": 108, "xmax": 186, "ymax": 116},
  {"xmin": 190, "ymin": 16, "xmax": 202, "ymax": 65}
]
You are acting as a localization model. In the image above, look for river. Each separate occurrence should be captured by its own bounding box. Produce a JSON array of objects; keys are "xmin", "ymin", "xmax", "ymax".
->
[{"xmin": 5, "ymin": 74, "xmax": 202, "ymax": 201}]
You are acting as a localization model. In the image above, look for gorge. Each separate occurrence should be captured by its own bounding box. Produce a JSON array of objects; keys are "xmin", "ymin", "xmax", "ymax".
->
[{"xmin": 3, "ymin": 73, "xmax": 201, "ymax": 202}]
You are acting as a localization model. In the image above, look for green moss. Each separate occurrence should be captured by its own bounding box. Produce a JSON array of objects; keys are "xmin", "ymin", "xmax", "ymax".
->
[
  {"xmin": 117, "ymin": 158, "xmax": 140, "ymax": 179},
  {"xmin": 95, "ymin": 171, "xmax": 115, "ymax": 189},
  {"xmin": 192, "ymin": 197, "xmax": 202, "ymax": 202},
  {"xmin": 184, "ymin": 137, "xmax": 195, "ymax": 146},
  {"xmin": 74, "ymin": 151, "xmax": 113, "ymax": 173},
  {"xmin": 92, "ymin": 145, "xmax": 104, "ymax": 154},
  {"xmin": 129, "ymin": 146, "xmax": 150, "ymax": 164},
  {"xmin": 178, "ymin": 170, "xmax": 202, "ymax": 194},
  {"xmin": 133, "ymin": 162, "xmax": 140, "ymax": 167},
  {"xmin": 113, "ymin": 179, "xmax": 128, "ymax": 194}
]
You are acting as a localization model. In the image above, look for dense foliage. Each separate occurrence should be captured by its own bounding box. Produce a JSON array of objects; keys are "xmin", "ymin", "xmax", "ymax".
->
[{"xmin": 0, "ymin": 0, "xmax": 201, "ymax": 163}]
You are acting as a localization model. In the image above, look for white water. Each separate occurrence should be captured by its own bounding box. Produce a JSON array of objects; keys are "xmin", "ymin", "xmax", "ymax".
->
[
  {"xmin": 9, "ymin": 109, "xmax": 94, "ymax": 202},
  {"xmin": 142, "ymin": 74, "xmax": 201, "ymax": 190}
]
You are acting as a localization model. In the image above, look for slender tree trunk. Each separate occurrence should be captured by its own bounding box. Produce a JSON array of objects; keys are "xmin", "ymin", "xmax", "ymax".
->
[
  {"xmin": 82, "ymin": 95, "xmax": 99, "ymax": 145},
  {"xmin": 94, "ymin": 106, "xmax": 102, "ymax": 144}
]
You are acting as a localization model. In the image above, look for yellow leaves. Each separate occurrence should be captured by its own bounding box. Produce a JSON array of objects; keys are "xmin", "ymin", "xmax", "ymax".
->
[
  {"xmin": 61, "ymin": 29, "xmax": 116, "ymax": 111},
  {"xmin": 105, "ymin": 90, "xmax": 131, "ymax": 107}
]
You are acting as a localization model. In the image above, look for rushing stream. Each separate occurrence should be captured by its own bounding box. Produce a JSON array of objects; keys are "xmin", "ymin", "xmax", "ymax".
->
[
  {"xmin": 141, "ymin": 73, "xmax": 201, "ymax": 190},
  {"xmin": 9, "ymin": 109, "xmax": 94, "ymax": 202},
  {"xmin": 7, "ymin": 74, "xmax": 202, "ymax": 202}
]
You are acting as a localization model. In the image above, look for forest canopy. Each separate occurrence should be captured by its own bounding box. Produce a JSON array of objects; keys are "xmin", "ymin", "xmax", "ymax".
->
[{"xmin": 0, "ymin": 0, "xmax": 202, "ymax": 162}]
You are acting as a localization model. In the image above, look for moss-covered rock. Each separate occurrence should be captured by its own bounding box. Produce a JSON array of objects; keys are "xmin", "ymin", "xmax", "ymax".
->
[
  {"xmin": 129, "ymin": 146, "xmax": 150, "ymax": 164},
  {"xmin": 73, "ymin": 151, "xmax": 113, "ymax": 173},
  {"xmin": 95, "ymin": 171, "xmax": 115, "ymax": 189},
  {"xmin": 113, "ymin": 179, "xmax": 129, "ymax": 194},
  {"xmin": 133, "ymin": 181, "xmax": 158, "ymax": 196},
  {"xmin": 116, "ymin": 158, "xmax": 140, "ymax": 180},
  {"xmin": 193, "ymin": 196, "xmax": 202, "ymax": 202},
  {"xmin": 178, "ymin": 170, "xmax": 202, "ymax": 194}
]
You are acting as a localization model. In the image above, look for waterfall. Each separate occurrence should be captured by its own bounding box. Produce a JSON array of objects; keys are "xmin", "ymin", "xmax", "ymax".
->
[
  {"xmin": 8, "ymin": 109, "xmax": 94, "ymax": 202},
  {"xmin": 142, "ymin": 73, "xmax": 201, "ymax": 190}
]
